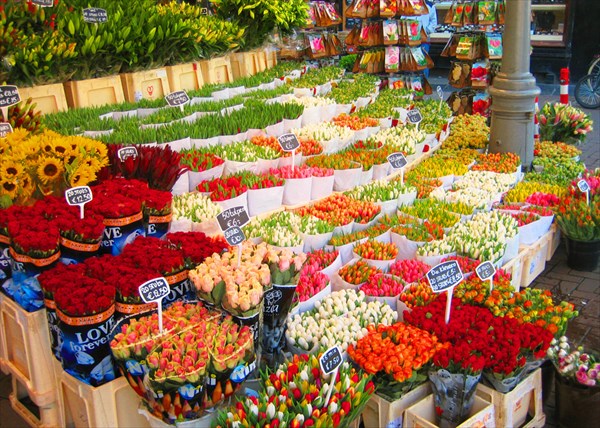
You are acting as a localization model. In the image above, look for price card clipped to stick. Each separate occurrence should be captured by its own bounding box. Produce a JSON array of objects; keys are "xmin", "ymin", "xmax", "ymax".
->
[
  {"xmin": 83, "ymin": 7, "xmax": 108, "ymax": 24},
  {"xmin": 277, "ymin": 133, "xmax": 301, "ymax": 172},
  {"xmin": 476, "ymin": 261, "xmax": 496, "ymax": 292},
  {"xmin": 387, "ymin": 152, "xmax": 408, "ymax": 185},
  {"xmin": 578, "ymin": 179, "xmax": 591, "ymax": 206},
  {"xmin": 436, "ymin": 85, "xmax": 444, "ymax": 113},
  {"xmin": 217, "ymin": 206, "xmax": 250, "ymax": 268},
  {"xmin": 32, "ymin": 0, "xmax": 54, "ymax": 6},
  {"xmin": 165, "ymin": 90, "xmax": 190, "ymax": 113},
  {"xmin": 406, "ymin": 108, "xmax": 423, "ymax": 130},
  {"xmin": 0, "ymin": 123, "xmax": 13, "ymax": 138},
  {"xmin": 138, "ymin": 277, "xmax": 170, "ymax": 333},
  {"xmin": 118, "ymin": 146, "xmax": 138, "ymax": 162},
  {"xmin": 0, "ymin": 85, "xmax": 21, "ymax": 125},
  {"xmin": 65, "ymin": 186, "xmax": 93, "ymax": 219},
  {"xmin": 426, "ymin": 260, "xmax": 464, "ymax": 324},
  {"xmin": 320, "ymin": 345, "xmax": 343, "ymax": 407}
]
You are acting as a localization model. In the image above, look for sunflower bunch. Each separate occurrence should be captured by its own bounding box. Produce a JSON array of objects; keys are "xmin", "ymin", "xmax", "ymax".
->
[{"xmin": 0, "ymin": 129, "xmax": 108, "ymax": 205}]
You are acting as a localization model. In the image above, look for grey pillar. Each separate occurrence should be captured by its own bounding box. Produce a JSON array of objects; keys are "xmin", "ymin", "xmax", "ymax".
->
[{"xmin": 489, "ymin": 0, "xmax": 540, "ymax": 168}]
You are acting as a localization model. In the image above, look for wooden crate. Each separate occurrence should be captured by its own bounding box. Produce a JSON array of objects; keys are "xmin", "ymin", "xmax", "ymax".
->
[
  {"xmin": 265, "ymin": 48, "xmax": 277, "ymax": 69},
  {"xmin": 362, "ymin": 383, "xmax": 431, "ymax": 428},
  {"xmin": 229, "ymin": 52, "xmax": 258, "ymax": 79},
  {"xmin": 254, "ymin": 49, "xmax": 268, "ymax": 72},
  {"xmin": 403, "ymin": 395, "xmax": 495, "ymax": 428},
  {"xmin": 120, "ymin": 68, "xmax": 171, "ymax": 103},
  {"xmin": 521, "ymin": 231, "xmax": 552, "ymax": 288},
  {"xmin": 476, "ymin": 369, "xmax": 545, "ymax": 428},
  {"xmin": 55, "ymin": 361, "xmax": 149, "ymax": 428},
  {"xmin": 165, "ymin": 62, "xmax": 204, "ymax": 92},
  {"xmin": 64, "ymin": 75, "xmax": 125, "ymax": 108},
  {"xmin": 199, "ymin": 57, "xmax": 234, "ymax": 85},
  {"xmin": 9, "ymin": 376, "xmax": 63, "ymax": 428},
  {"xmin": 0, "ymin": 297, "xmax": 56, "ymax": 406},
  {"xmin": 501, "ymin": 247, "xmax": 528, "ymax": 292},
  {"xmin": 547, "ymin": 223, "xmax": 561, "ymax": 261},
  {"xmin": 18, "ymin": 83, "xmax": 68, "ymax": 114}
]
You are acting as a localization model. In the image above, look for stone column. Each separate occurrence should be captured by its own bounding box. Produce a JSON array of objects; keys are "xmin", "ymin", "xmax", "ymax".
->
[{"xmin": 489, "ymin": 0, "xmax": 540, "ymax": 168}]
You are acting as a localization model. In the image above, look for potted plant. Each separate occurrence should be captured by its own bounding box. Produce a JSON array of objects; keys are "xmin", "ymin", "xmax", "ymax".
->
[{"xmin": 547, "ymin": 337, "xmax": 600, "ymax": 428}]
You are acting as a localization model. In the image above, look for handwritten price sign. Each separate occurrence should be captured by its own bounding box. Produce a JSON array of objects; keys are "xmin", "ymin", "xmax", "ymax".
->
[
  {"xmin": 138, "ymin": 277, "xmax": 170, "ymax": 332},
  {"xmin": 217, "ymin": 206, "xmax": 250, "ymax": 232}
]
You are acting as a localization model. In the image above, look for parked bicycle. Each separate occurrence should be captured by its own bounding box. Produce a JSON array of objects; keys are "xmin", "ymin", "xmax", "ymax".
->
[{"xmin": 574, "ymin": 55, "xmax": 600, "ymax": 109}]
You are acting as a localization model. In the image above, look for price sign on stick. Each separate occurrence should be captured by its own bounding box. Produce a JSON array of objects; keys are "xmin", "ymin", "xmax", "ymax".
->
[
  {"xmin": 32, "ymin": 0, "xmax": 54, "ymax": 6},
  {"xmin": 138, "ymin": 277, "xmax": 170, "ymax": 332},
  {"xmin": 65, "ymin": 186, "xmax": 93, "ymax": 219},
  {"xmin": 223, "ymin": 226, "xmax": 245, "ymax": 246},
  {"xmin": 0, "ymin": 123, "xmax": 13, "ymax": 138},
  {"xmin": 83, "ymin": 8, "xmax": 108, "ymax": 23},
  {"xmin": 406, "ymin": 109, "xmax": 423, "ymax": 127},
  {"xmin": 217, "ymin": 206, "xmax": 250, "ymax": 232},
  {"xmin": 320, "ymin": 345, "xmax": 343, "ymax": 407},
  {"xmin": 0, "ymin": 85, "xmax": 21, "ymax": 123},
  {"xmin": 476, "ymin": 261, "xmax": 496, "ymax": 292},
  {"xmin": 426, "ymin": 260, "xmax": 464, "ymax": 324},
  {"xmin": 388, "ymin": 152, "xmax": 407, "ymax": 184},
  {"xmin": 118, "ymin": 146, "xmax": 138, "ymax": 162},
  {"xmin": 278, "ymin": 133, "xmax": 301, "ymax": 172},
  {"xmin": 436, "ymin": 86, "xmax": 444, "ymax": 113},
  {"xmin": 578, "ymin": 179, "xmax": 591, "ymax": 206},
  {"xmin": 165, "ymin": 91, "xmax": 190, "ymax": 112}
]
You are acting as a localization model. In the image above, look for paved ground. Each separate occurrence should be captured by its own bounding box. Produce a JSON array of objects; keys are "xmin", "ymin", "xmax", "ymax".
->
[{"xmin": 0, "ymin": 80, "xmax": 598, "ymax": 427}]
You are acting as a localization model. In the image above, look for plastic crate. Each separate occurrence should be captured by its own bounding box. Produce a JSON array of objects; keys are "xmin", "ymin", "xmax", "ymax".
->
[
  {"xmin": 64, "ymin": 75, "xmax": 125, "ymax": 108},
  {"xmin": 521, "ymin": 232, "xmax": 552, "ymax": 288},
  {"xmin": 166, "ymin": 62, "xmax": 204, "ymax": 92},
  {"xmin": 55, "ymin": 362, "xmax": 149, "ymax": 428},
  {"xmin": 0, "ymin": 296, "xmax": 56, "ymax": 406},
  {"xmin": 362, "ymin": 383, "xmax": 431, "ymax": 428},
  {"xmin": 546, "ymin": 223, "xmax": 561, "ymax": 261},
  {"xmin": 18, "ymin": 83, "xmax": 68, "ymax": 114},
  {"xmin": 199, "ymin": 57, "xmax": 234, "ymax": 85},
  {"xmin": 501, "ymin": 247, "xmax": 528, "ymax": 292},
  {"xmin": 121, "ymin": 68, "xmax": 171, "ymax": 103},
  {"xmin": 9, "ymin": 376, "xmax": 63, "ymax": 428},
  {"xmin": 476, "ymin": 369, "xmax": 545, "ymax": 428},
  {"xmin": 403, "ymin": 395, "xmax": 495, "ymax": 428}
]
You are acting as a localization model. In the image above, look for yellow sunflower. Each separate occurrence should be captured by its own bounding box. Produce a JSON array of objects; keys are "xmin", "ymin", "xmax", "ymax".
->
[
  {"xmin": 1, "ymin": 159, "xmax": 24, "ymax": 178},
  {"xmin": 36, "ymin": 156, "xmax": 64, "ymax": 184},
  {"xmin": 68, "ymin": 165, "xmax": 95, "ymax": 188},
  {"xmin": 0, "ymin": 178, "xmax": 19, "ymax": 200},
  {"xmin": 16, "ymin": 175, "xmax": 35, "ymax": 204}
]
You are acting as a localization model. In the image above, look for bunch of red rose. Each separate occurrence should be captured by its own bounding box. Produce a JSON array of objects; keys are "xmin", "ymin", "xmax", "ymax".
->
[
  {"xmin": 54, "ymin": 276, "xmax": 115, "ymax": 317},
  {"xmin": 119, "ymin": 236, "xmax": 185, "ymax": 275},
  {"xmin": 8, "ymin": 217, "xmax": 60, "ymax": 257},
  {"xmin": 166, "ymin": 232, "xmax": 229, "ymax": 268},
  {"xmin": 49, "ymin": 202, "xmax": 105, "ymax": 243},
  {"xmin": 142, "ymin": 187, "xmax": 173, "ymax": 216},
  {"xmin": 100, "ymin": 264, "xmax": 162, "ymax": 302},
  {"xmin": 38, "ymin": 263, "xmax": 87, "ymax": 299},
  {"xmin": 88, "ymin": 178, "xmax": 145, "ymax": 218}
]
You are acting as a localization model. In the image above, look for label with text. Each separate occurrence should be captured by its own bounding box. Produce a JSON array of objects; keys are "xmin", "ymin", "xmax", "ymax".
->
[
  {"xmin": 476, "ymin": 261, "xmax": 496, "ymax": 281},
  {"xmin": 165, "ymin": 90, "xmax": 190, "ymax": 107},
  {"xmin": 223, "ymin": 226, "xmax": 245, "ymax": 246},
  {"xmin": 139, "ymin": 277, "xmax": 170, "ymax": 303},
  {"xmin": 426, "ymin": 260, "xmax": 463, "ymax": 293},
  {"xmin": 83, "ymin": 7, "xmax": 108, "ymax": 23},
  {"xmin": 406, "ymin": 109, "xmax": 423, "ymax": 124},
  {"xmin": 437, "ymin": 85, "xmax": 444, "ymax": 100},
  {"xmin": 118, "ymin": 146, "xmax": 138, "ymax": 161},
  {"xmin": 277, "ymin": 133, "xmax": 301, "ymax": 152},
  {"xmin": 0, "ymin": 122, "xmax": 13, "ymax": 138},
  {"xmin": 320, "ymin": 346, "xmax": 343, "ymax": 375},
  {"xmin": 577, "ymin": 179, "xmax": 590, "ymax": 193},
  {"xmin": 65, "ymin": 186, "xmax": 93, "ymax": 206},
  {"xmin": 217, "ymin": 206, "xmax": 250, "ymax": 232},
  {"xmin": 32, "ymin": 0, "xmax": 54, "ymax": 6},
  {"xmin": 0, "ymin": 85, "xmax": 20, "ymax": 108},
  {"xmin": 387, "ymin": 152, "xmax": 408, "ymax": 169}
]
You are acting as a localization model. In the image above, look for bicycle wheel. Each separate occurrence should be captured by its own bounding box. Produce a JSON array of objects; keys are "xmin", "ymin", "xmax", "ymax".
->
[
  {"xmin": 575, "ymin": 75, "xmax": 600, "ymax": 109},
  {"xmin": 588, "ymin": 56, "xmax": 600, "ymax": 77}
]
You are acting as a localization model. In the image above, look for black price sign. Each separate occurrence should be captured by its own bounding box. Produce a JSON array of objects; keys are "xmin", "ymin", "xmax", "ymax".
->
[
  {"xmin": 426, "ymin": 260, "xmax": 463, "ymax": 293},
  {"xmin": 138, "ymin": 277, "xmax": 170, "ymax": 303},
  {"xmin": 577, "ymin": 179, "xmax": 590, "ymax": 193},
  {"xmin": 476, "ymin": 261, "xmax": 496, "ymax": 281},
  {"xmin": 0, "ymin": 85, "xmax": 21, "ymax": 108},
  {"xmin": 0, "ymin": 123, "xmax": 13, "ymax": 138},
  {"xmin": 165, "ymin": 91, "xmax": 190, "ymax": 107},
  {"xmin": 406, "ymin": 109, "xmax": 423, "ymax": 125},
  {"xmin": 387, "ymin": 152, "xmax": 408, "ymax": 169},
  {"xmin": 223, "ymin": 226, "xmax": 246, "ymax": 246},
  {"xmin": 320, "ymin": 346, "xmax": 343, "ymax": 375},
  {"xmin": 118, "ymin": 146, "xmax": 138, "ymax": 161},
  {"xmin": 277, "ymin": 133, "xmax": 301, "ymax": 152},
  {"xmin": 32, "ymin": 0, "xmax": 54, "ymax": 6},
  {"xmin": 83, "ymin": 8, "xmax": 108, "ymax": 23},
  {"xmin": 217, "ymin": 206, "xmax": 250, "ymax": 232},
  {"xmin": 65, "ymin": 186, "xmax": 93, "ymax": 206}
]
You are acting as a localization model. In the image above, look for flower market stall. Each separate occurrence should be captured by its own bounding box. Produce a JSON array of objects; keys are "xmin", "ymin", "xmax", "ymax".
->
[{"xmin": 1, "ymin": 3, "xmax": 598, "ymax": 427}]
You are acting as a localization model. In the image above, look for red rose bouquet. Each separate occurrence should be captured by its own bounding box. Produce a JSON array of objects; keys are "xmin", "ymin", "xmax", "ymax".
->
[
  {"xmin": 8, "ymin": 216, "xmax": 60, "ymax": 259},
  {"xmin": 54, "ymin": 277, "xmax": 115, "ymax": 317},
  {"xmin": 166, "ymin": 231, "xmax": 229, "ymax": 268},
  {"xmin": 120, "ymin": 236, "xmax": 185, "ymax": 275}
]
